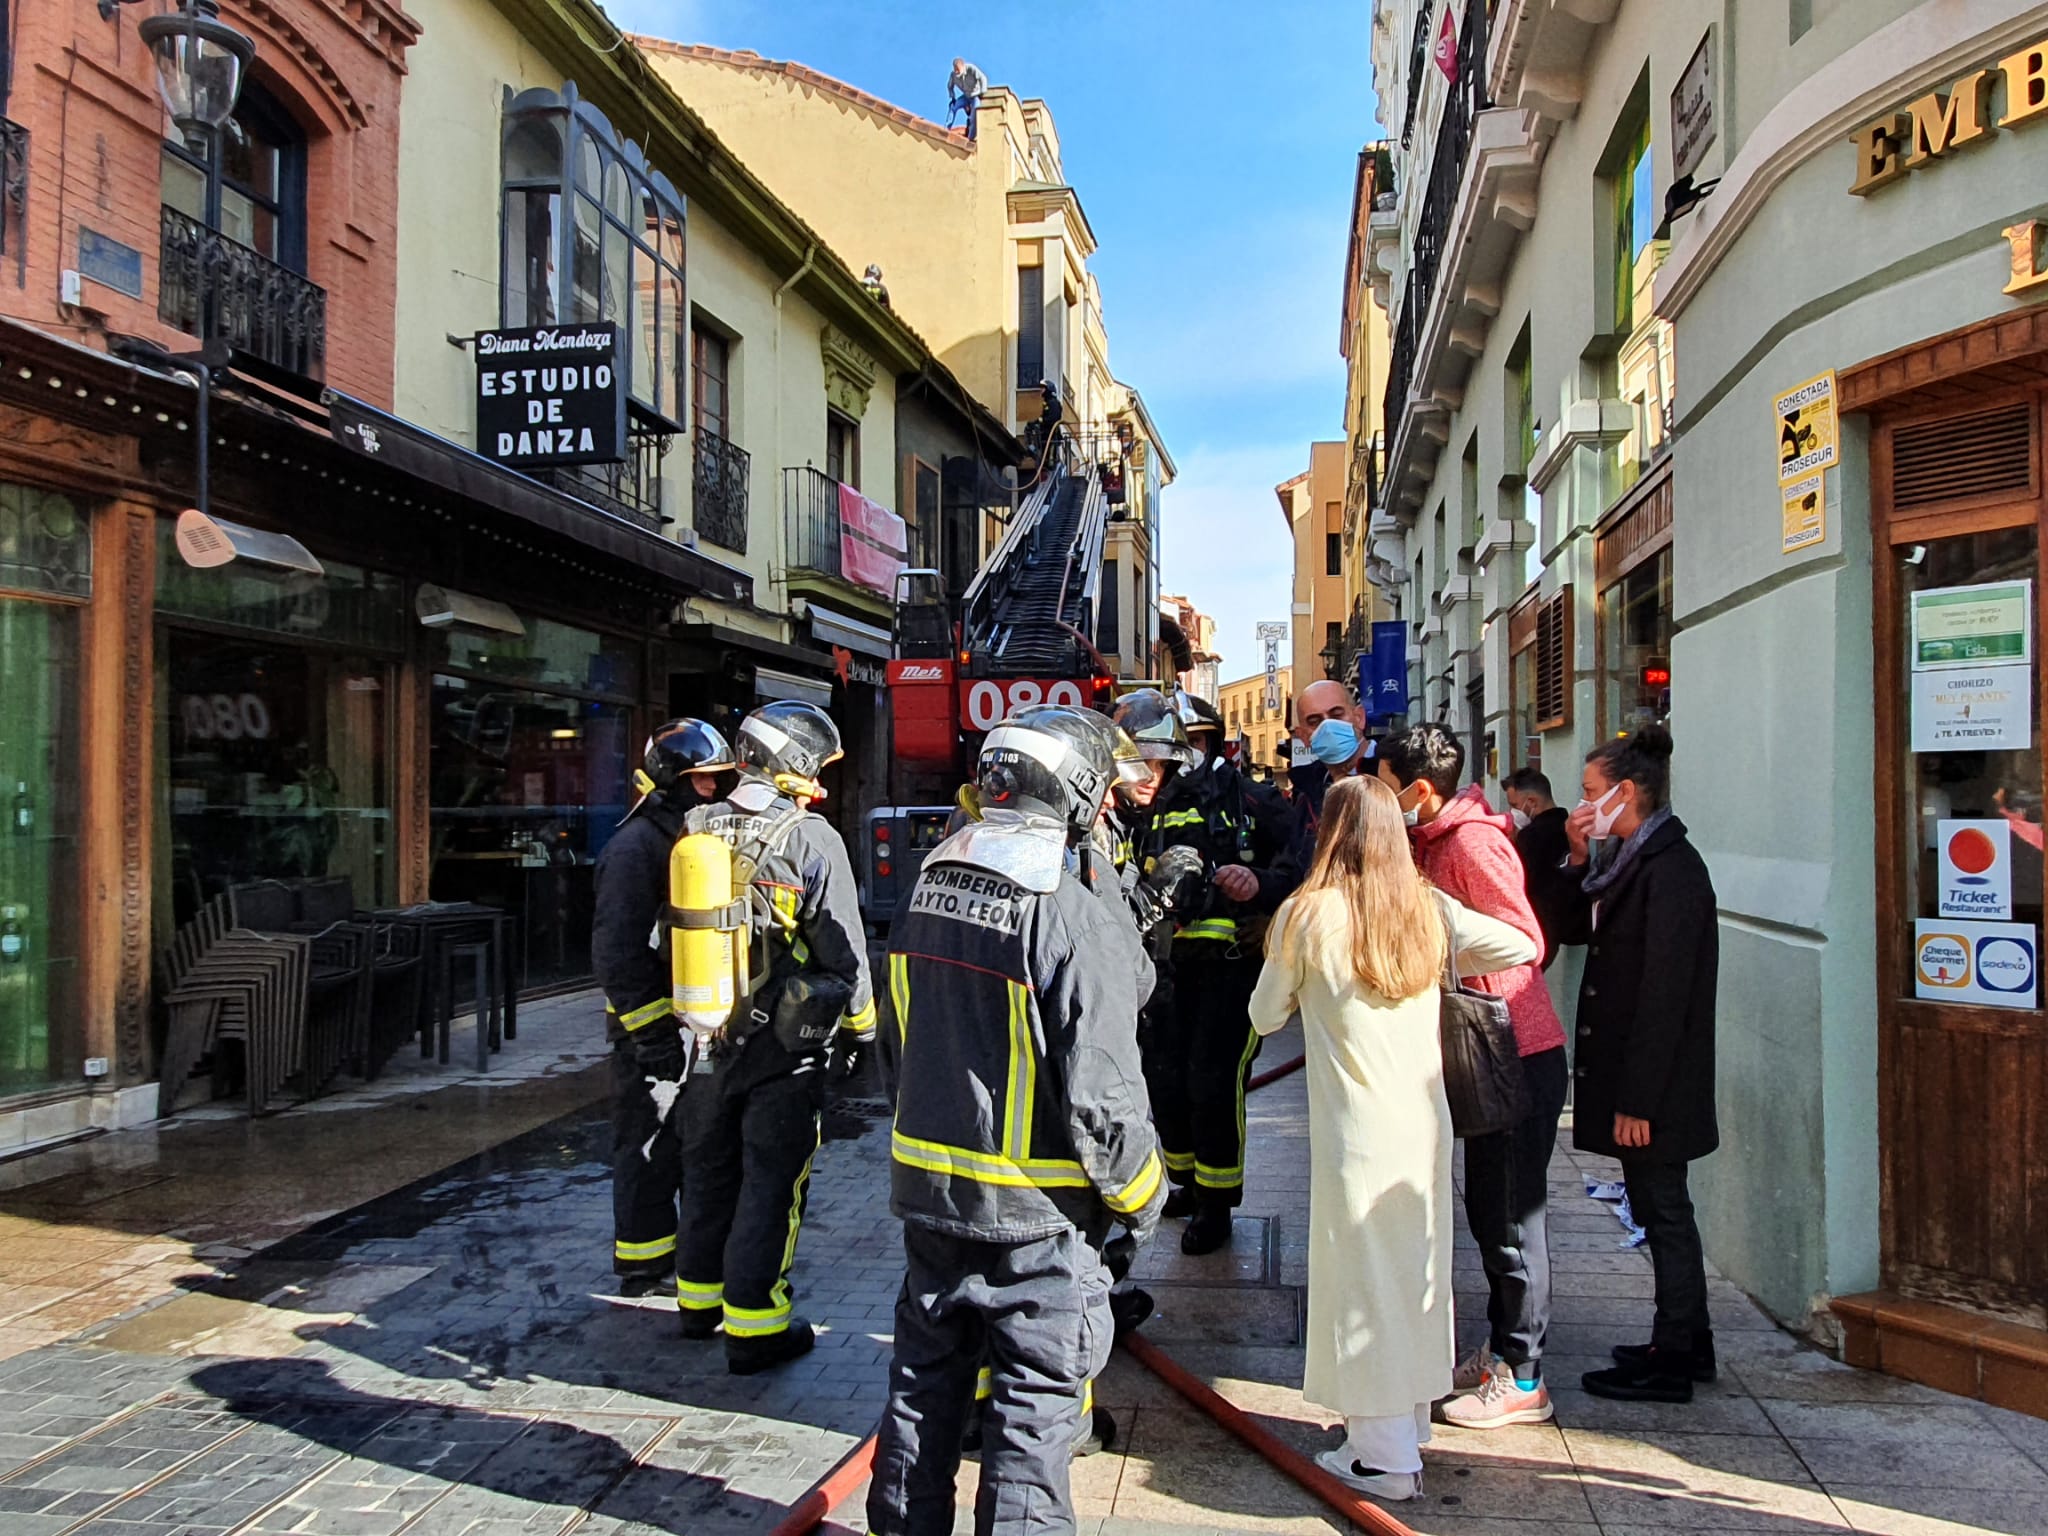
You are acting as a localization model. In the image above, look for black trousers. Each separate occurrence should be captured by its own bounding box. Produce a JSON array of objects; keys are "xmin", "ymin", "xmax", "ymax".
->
[
  {"xmin": 675, "ymin": 1062, "xmax": 822, "ymax": 1338},
  {"xmin": 868, "ymin": 1224, "xmax": 1111, "ymax": 1536},
  {"xmin": 1144, "ymin": 942, "xmax": 1260, "ymax": 1207},
  {"xmin": 609, "ymin": 1044, "xmax": 682, "ymax": 1282},
  {"xmin": 1461, "ymin": 1045, "xmax": 1568, "ymax": 1369},
  {"xmin": 1619, "ymin": 1153, "xmax": 1712, "ymax": 1352}
]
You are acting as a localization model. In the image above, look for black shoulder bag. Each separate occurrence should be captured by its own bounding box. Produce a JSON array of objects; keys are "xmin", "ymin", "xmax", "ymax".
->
[{"xmin": 1436, "ymin": 897, "xmax": 1530, "ymax": 1140}]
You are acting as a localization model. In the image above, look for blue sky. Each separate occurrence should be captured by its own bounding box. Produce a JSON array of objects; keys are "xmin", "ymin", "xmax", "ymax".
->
[{"xmin": 602, "ymin": 0, "xmax": 1380, "ymax": 681}]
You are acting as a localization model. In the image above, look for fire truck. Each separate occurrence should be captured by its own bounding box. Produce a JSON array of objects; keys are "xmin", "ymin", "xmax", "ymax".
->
[{"xmin": 861, "ymin": 404, "xmax": 1130, "ymax": 932}]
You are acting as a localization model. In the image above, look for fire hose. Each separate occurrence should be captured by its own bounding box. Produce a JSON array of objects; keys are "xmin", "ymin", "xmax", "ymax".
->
[{"xmin": 767, "ymin": 1046, "xmax": 1375, "ymax": 1536}]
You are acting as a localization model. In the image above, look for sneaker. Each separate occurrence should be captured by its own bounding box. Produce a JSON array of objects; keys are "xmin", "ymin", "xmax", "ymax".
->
[
  {"xmin": 1582, "ymin": 1359, "xmax": 1694, "ymax": 1403},
  {"xmin": 726, "ymin": 1319, "xmax": 816, "ymax": 1376},
  {"xmin": 1161, "ymin": 1186, "xmax": 1199, "ymax": 1220},
  {"xmin": 1313, "ymin": 1448, "xmax": 1422, "ymax": 1502},
  {"xmin": 1612, "ymin": 1337, "xmax": 1716, "ymax": 1383},
  {"xmin": 1449, "ymin": 1343, "xmax": 1498, "ymax": 1394},
  {"xmin": 1180, "ymin": 1203, "xmax": 1233, "ymax": 1255},
  {"xmin": 677, "ymin": 1308, "xmax": 719, "ymax": 1341},
  {"xmin": 1440, "ymin": 1366, "xmax": 1554, "ymax": 1428}
]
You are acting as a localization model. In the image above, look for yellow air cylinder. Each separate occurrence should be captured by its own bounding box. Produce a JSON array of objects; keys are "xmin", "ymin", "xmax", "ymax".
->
[{"xmin": 670, "ymin": 831, "xmax": 739, "ymax": 1034}]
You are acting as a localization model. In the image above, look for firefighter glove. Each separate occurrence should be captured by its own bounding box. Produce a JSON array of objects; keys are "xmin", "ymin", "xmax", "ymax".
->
[
  {"xmin": 828, "ymin": 1032, "xmax": 864, "ymax": 1083},
  {"xmin": 1103, "ymin": 1232, "xmax": 1138, "ymax": 1283},
  {"xmin": 630, "ymin": 1020, "xmax": 688, "ymax": 1082}
]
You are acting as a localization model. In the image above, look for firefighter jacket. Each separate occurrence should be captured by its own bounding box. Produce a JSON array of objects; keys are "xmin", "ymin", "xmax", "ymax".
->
[
  {"xmin": 1139, "ymin": 758, "xmax": 1293, "ymax": 947},
  {"xmin": 688, "ymin": 781, "xmax": 876, "ymax": 1088},
  {"xmin": 885, "ymin": 823, "xmax": 1165, "ymax": 1247},
  {"xmin": 592, "ymin": 796, "xmax": 688, "ymax": 1043}
]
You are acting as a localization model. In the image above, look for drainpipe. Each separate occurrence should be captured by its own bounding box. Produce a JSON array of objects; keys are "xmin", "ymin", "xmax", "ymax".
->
[{"xmin": 770, "ymin": 243, "xmax": 818, "ymax": 617}]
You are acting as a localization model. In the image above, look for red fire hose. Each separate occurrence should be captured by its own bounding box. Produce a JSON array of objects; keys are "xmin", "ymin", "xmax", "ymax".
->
[
  {"xmin": 764, "ymin": 1425, "xmax": 877, "ymax": 1536},
  {"xmin": 1248, "ymin": 1054, "xmax": 1304, "ymax": 1091}
]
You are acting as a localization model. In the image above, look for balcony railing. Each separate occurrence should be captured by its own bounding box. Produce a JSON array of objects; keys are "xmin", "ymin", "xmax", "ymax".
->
[
  {"xmin": 1384, "ymin": 0, "xmax": 1492, "ymax": 444},
  {"xmin": 692, "ymin": 425, "xmax": 749, "ymax": 552},
  {"xmin": 1, "ymin": 118, "xmax": 25, "ymax": 285},
  {"xmin": 545, "ymin": 412, "xmax": 674, "ymax": 533},
  {"xmin": 159, "ymin": 205, "xmax": 326, "ymax": 379},
  {"xmin": 784, "ymin": 464, "xmax": 848, "ymax": 581}
]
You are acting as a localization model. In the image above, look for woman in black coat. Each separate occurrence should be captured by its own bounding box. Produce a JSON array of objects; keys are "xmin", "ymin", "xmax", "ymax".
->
[{"xmin": 1553, "ymin": 724, "xmax": 1719, "ymax": 1405}]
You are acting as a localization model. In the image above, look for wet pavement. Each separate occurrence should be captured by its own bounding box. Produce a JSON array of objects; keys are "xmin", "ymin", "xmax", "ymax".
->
[{"xmin": 0, "ymin": 1010, "xmax": 2045, "ymax": 1535}]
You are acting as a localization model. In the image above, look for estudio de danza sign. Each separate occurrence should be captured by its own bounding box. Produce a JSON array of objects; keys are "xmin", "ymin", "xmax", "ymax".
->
[{"xmin": 475, "ymin": 323, "xmax": 627, "ymax": 469}]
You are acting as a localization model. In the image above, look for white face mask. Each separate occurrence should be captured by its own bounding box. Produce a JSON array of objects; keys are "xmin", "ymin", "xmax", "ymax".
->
[
  {"xmin": 1579, "ymin": 783, "xmax": 1626, "ymax": 838},
  {"xmin": 1509, "ymin": 807, "xmax": 1531, "ymax": 831}
]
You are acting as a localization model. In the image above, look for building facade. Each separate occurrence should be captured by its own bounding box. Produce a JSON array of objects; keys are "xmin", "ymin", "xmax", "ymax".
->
[
  {"xmin": 0, "ymin": 0, "xmax": 1014, "ymax": 1148},
  {"xmin": 1218, "ymin": 666, "xmax": 1295, "ymax": 782},
  {"xmin": 632, "ymin": 44, "xmax": 1175, "ymax": 680},
  {"xmin": 1369, "ymin": 0, "xmax": 2048, "ymax": 1404},
  {"xmin": 1281, "ymin": 443, "xmax": 1350, "ymax": 690}
]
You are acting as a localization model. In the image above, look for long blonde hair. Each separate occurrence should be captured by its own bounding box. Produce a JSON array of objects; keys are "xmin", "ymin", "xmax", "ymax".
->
[{"xmin": 1278, "ymin": 775, "xmax": 1445, "ymax": 1000}]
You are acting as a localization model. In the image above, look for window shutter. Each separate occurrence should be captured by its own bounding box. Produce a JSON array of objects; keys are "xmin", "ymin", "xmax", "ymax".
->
[
  {"xmin": 1890, "ymin": 401, "xmax": 2035, "ymax": 512},
  {"xmin": 1534, "ymin": 587, "xmax": 1572, "ymax": 732},
  {"xmin": 1016, "ymin": 266, "xmax": 1045, "ymax": 387}
]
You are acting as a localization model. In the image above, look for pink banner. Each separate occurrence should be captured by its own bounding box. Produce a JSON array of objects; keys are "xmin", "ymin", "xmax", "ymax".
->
[{"xmin": 837, "ymin": 482, "xmax": 907, "ymax": 595}]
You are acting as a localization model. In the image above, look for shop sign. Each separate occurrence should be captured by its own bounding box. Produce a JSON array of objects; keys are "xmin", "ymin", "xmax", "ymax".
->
[
  {"xmin": 1780, "ymin": 470, "xmax": 1824, "ymax": 554},
  {"xmin": 1774, "ymin": 371, "xmax": 1838, "ymax": 484},
  {"xmin": 2004, "ymin": 220, "xmax": 2048, "ymax": 296},
  {"xmin": 1936, "ymin": 819, "xmax": 2014, "ymax": 920},
  {"xmin": 1257, "ymin": 621, "xmax": 1287, "ymax": 711},
  {"xmin": 1671, "ymin": 30, "xmax": 1716, "ymax": 183},
  {"xmin": 474, "ymin": 323, "xmax": 626, "ymax": 468},
  {"xmin": 1849, "ymin": 40, "xmax": 2048, "ymax": 195},
  {"xmin": 1911, "ymin": 580, "xmax": 2031, "ymax": 669},
  {"xmin": 1910, "ymin": 665, "xmax": 2032, "ymax": 752},
  {"xmin": 1914, "ymin": 918, "xmax": 2037, "ymax": 1009}
]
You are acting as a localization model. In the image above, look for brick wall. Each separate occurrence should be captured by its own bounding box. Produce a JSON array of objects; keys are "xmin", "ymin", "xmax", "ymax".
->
[{"xmin": 4, "ymin": 0, "xmax": 418, "ymax": 407}]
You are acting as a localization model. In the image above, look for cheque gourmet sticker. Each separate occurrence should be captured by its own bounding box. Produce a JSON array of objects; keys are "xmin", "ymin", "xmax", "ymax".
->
[{"xmin": 1914, "ymin": 919, "xmax": 2037, "ymax": 1009}]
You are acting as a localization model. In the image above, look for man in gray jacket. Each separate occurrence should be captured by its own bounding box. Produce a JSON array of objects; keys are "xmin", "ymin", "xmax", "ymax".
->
[{"xmin": 867, "ymin": 707, "xmax": 1164, "ymax": 1536}]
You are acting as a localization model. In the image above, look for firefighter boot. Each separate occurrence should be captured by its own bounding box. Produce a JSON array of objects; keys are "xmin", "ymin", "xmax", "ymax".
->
[
  {"xmin": 1181, "ymin": 1195, "xmax": 1235, "ymax": 1256},
  {"xmin": 727, "ymin": 1318, "xmax": 816, "ymax": 1376}
]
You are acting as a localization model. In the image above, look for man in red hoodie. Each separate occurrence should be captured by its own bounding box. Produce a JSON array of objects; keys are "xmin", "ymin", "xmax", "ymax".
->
[{"xmin": 1378, "ymin": 724, "xmax": 1568, "ymax": 1430}]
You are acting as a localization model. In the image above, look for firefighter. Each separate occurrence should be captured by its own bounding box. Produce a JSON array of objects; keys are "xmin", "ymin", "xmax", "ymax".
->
[
  {"xmin": 673, "ymin": 700, "xmax": 876, "ymax": 1374},
  {"xmin": 866, "ymin": 706, "xmax": 1164, "ymax": 1536},
  {"xmin": 591, "ymin": 719, "xmax": 734, "ymax": 1302},
  {"xmin": 1141, "ymin": 692, "xmax": 1293, "ymax": 1255}
]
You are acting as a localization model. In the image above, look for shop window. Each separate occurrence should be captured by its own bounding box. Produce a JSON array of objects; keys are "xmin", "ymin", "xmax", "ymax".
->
[
  {"xmin": 433, "ymin": 616, "xmax": 641, "ymax": 698},
  {"xmin": 500, "ymin": 83, "xmax": 687, "ymax": 429},
  {"xmin": 827, "ymin": 409, "xmax": 860, "ymax": 489},
  {"xmin": 1535, "ymin": 588, "xmax": 1572, "ymax": 732},
  {"xmin": 1599, "ymin": 549, "xmax": 1673, "ymax": 739},
  {"xmin": 0, "ymin": 589, "xmax": 83, "ymax": 1097},
  {"xmin": 161, "ymin": 81, "xmax": 307, "ymax": 270},
  {"xmin": 0, "ymin": 484, "xmax": 92, "ymax": 600},
  {"xmin": 154, "ymin": 522, "xmax": 406, "ymax": 651}
]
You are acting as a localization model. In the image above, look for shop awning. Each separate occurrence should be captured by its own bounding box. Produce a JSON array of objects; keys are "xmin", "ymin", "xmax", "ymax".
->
[
  {"xmin": 324, "ymin": 393, "xmax": 753, "ymax": 606},
  {"xmin": 802, "ymin": 601, "xmax": 893, "ymax": 660},
  {"xmin": 755, "ymin": 666, "xmax": 835, "ymax": 708}
]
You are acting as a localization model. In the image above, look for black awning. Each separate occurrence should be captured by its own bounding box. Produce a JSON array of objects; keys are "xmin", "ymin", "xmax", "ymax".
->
[{"xmin": 324, "ymin": 392, "xmax": 751, "ymax": 606}]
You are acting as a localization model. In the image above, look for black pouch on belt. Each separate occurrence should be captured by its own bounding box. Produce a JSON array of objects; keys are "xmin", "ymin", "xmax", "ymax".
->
[{"xmin": 770, "ymin": 972, "xmax": 853, "ymax": 1056}]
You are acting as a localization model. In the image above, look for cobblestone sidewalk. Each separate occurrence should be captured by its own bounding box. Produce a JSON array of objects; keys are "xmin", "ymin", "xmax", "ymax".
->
[{"xmin": 0, "ymin": 1018, "xmax": 2045, "ymax": 1535}]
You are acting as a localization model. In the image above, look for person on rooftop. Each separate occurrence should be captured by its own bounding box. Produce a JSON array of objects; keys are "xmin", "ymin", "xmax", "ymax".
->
[{"xmin": 948, "ymin": 58, "xmax": 987, "ymax": 141}]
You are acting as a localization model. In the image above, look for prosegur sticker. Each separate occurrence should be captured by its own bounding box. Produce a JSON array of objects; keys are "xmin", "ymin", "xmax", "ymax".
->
[
  {"xmin": 1914, "ymin": 919, "xmax": 2037, "ymax": 1009},
  {"xmin": 1937, "ymin": 819, "xmax": 2013, "ymax": 920}
]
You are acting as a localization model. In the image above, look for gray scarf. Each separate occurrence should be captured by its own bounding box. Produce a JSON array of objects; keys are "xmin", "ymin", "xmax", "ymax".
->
[{"xmin": 1581, "ymin": 804, "xmax": 1674, "ymax": 898}]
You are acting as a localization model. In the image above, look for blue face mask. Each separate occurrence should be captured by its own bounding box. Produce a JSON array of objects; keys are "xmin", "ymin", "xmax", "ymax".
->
[{"xmin": 1309, "ymin": 718, "xmax": 1360, "ymax": 767}]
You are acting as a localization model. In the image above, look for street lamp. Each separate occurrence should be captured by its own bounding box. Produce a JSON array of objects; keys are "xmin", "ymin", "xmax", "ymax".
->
[
  {"xmin": 100, "ymin": 0, "xmax": 257, "ymax": 138},
  {"xmin": 1318, "ymin": 639, "xmax": 1341, "ymax": 681}
]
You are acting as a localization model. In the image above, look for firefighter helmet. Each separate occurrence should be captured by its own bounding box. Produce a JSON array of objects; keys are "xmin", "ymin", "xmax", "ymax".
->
[
  {"xmin": 624, "ymin": 718, "xmax": 733, "ymax": 821},
  {"xmin": 1012, "ymin": 703, "xmax": 1149, "ymax": 790},
  {"xmin": 1178, "ymin": 691, "xmax": 1224, "ymax": 738},
  {"xmin": 1112, "ymin": 689, "xmax": 1197, "ymax": 771},
  {"xmin": 975, "ymin": 706, "xmax": 1116, "ymax": 841},
  {"xmin": 736, "ymin": 701, "xmax": 844, "ymax": 800}
]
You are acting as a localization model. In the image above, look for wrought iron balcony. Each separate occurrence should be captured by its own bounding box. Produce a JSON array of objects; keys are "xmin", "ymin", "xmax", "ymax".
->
[
  {"xmin": 692, "ymin": 425, "xmax": 749, "ymax": 552},
  {"xmin": 1, "ymin": 118, "xmax": 25, "ymax": 285},
  {"xmin": 545, "ymin": 412, "xmax": 674, "ymax": 533},
  {"xmin": 159, "ymin": 205, "xmax": 326, "ymax": 379},
  {"xmin": 784, "ymin": 464, "xmax": 847, "ymax": 581}
]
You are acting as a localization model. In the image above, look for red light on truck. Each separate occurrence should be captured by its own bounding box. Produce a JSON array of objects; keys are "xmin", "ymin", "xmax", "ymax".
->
[
  {"xmin": 877, "ymin": 861, "xmax": 892, "ymax": 877},
  {"xmin": 875, "ymin": 823, "xmax": 891, "ymax": 842}
]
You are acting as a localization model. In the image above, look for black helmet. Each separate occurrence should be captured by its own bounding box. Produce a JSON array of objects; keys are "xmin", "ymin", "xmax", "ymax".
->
[
  {"xmin": 736, "ymin": 700, "xmax": 844, "ymax": 799},
  {"xmin": 975, "ymin": 706, "xmax": 1116, "ymax": 841},
  {"xmin": 1113, "ymin": 689, "xmax": 1197, "ymax": 771},
  {"xmin": 1179, "ymin": 692, "xmax": 1224, "ymax": 737},
  {"xmin": 625, "ymin": 718, "xmax": 732, "ymax": 820}
]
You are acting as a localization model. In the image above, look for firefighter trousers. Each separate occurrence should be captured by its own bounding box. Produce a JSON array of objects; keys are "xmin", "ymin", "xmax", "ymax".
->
[
  {"xmin": 675, "ymin": 1063, "xmax": 822, "ymax": 1340},
  {"xmin": 1144, "ymin": 942, "xmax": 1261, "ymax": 1207},
  {"xmin": 868, "ymin": 1224, "xmax": 1113, "ymax": 1536},
  {"xmin": 609, "ymin": 1044, "xmax": 683, "ymax": 1282}
]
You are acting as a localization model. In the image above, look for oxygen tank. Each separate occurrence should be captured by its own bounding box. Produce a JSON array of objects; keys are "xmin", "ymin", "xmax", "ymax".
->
[{"xmin": 670, "ymin": 831, "xmax": 744, "ymax": 1034}]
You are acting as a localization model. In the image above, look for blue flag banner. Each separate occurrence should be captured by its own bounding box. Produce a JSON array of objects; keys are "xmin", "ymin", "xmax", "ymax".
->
[{"xmin": 1367, "ymin": 621, "xmax": 1409, "ymax": 720}]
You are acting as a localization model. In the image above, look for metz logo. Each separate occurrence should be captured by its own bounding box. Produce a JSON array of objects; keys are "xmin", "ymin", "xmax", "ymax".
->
[{"xmin": 895, "ymin": 665, "xmax": 946, "ymax": 680}]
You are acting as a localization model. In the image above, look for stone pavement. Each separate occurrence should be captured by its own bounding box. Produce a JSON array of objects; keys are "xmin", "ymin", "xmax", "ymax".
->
[{"xmin": 0, "ymin": 1015, "xmax": 2045, "ymax": 1534}]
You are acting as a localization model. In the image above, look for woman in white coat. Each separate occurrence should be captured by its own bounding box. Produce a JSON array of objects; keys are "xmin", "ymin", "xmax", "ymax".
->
[{"xmin": 1251, "ymin": 775, "xmax": 1539, "ymax": 1501}]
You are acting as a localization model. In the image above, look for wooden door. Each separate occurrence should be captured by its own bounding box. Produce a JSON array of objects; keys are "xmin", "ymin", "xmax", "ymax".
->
[{"xmin": 1872, "ymin": 383, "xmax": 2048, "ymax": 1326}]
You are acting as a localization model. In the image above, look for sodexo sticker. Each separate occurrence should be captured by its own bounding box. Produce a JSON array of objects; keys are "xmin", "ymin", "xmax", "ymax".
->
[{"xmin": 1914, "ymin": 919, "xmax": 2037, "ymax": 1008}]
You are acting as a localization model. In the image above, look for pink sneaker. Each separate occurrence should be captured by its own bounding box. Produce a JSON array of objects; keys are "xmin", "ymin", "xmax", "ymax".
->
[
  {"xmin": 1449, "ymin": 1343, "xmax": 1497, "ymax": 1394},
  {"xmin": 1441, "ymin": 1365, "xmax": 1554, "ymax": 1429}
]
